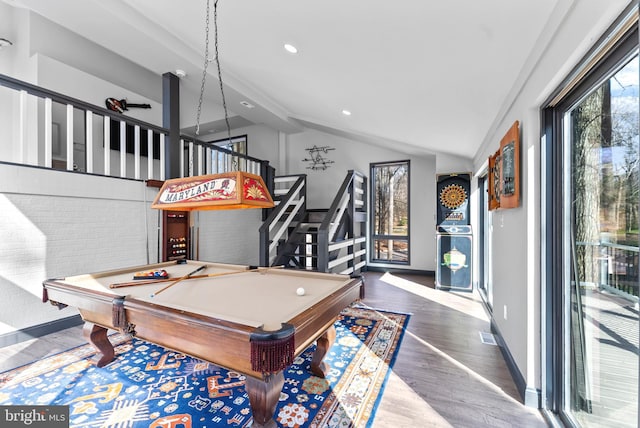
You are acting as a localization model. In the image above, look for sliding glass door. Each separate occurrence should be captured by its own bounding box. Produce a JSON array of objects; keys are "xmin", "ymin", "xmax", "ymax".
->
[
  {"xmin": 545, "ymin": 18, "xmax": 639, "ymax": 427},
  {"xmin": 563, "ymin": 53, "xmax": 639, "ymax": 427}
]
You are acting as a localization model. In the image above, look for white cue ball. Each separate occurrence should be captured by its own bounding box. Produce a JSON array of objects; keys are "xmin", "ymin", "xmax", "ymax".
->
[{"xmin": 296, "ymin": 287, "xmax": 305, "ymax": 296}]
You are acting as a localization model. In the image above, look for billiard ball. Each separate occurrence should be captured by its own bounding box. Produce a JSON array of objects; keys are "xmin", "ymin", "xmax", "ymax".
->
[{"xmin": 296, "ymin": 287, "xmax": 305, "ymax": 296}]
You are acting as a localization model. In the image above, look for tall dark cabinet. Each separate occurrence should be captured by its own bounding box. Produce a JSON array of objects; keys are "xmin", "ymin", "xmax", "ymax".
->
[
  {"xmin": 162, "ymin": 210, "xmax": 190, "ymax": 261},
  {"xmin": 435, "ymin": 173, "xmax": 472, "ymax": 291}
]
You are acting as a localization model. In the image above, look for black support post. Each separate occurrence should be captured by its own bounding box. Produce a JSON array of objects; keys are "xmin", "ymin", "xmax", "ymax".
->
[{"xmin": 162, "ymin": 72, "xmax": 180, "ymax": 179}]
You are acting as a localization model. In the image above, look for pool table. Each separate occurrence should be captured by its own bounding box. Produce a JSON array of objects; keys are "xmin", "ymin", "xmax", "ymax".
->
[{"xmin": 42, "ymin": 260, "xmax": 363, "ymax": 428}]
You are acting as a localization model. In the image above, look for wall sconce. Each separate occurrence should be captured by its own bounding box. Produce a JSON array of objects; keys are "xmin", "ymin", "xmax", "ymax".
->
[{"xmin": 0, "ymin": 38, "xmax": 13, "ymax": 50}]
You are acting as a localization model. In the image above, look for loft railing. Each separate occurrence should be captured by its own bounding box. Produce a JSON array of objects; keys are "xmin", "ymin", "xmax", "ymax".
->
[
  {"xmin": 0, "ymin": 73, "xmax": 273, "ymax": 183},
  {"xmin": 318, "ymin": 170, "xmax": 367, "ymax": 275},
  {"xmin": 178, "ymin": 136, "xmax": 273, "ymax": 182},
  {"xmin": 0, "ymin": 73, "xmax": 168, "ymax": 179}
]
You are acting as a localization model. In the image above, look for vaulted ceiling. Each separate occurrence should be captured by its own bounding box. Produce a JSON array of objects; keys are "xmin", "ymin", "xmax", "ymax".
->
[{"xmin": 6, "ymin": 0, "xmax": 560, "ymax": 158}]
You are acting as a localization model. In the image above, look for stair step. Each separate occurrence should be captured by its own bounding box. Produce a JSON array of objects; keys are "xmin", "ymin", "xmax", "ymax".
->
[
  {"xmin": 306, "ymin": 210, "xmax": 327, "ymax": 223},
  {"xmin": 294, "ymin": 230, "xmax": 318, "ymax": 236},
  {"xmin": 280, "ymin": 253, "xmax": 338, "ymax": 260}
]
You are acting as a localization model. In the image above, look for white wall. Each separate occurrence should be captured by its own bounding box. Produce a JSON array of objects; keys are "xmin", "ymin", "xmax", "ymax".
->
[
  {"xmin": 196, "ymin": 209, "xmax": 264, "ymax": 266},
  {"xmin": 36, "ymin": 54, "xmax": 160, "ymax": 125},
  {"xmin": 27, "ymin": 12, "xmax": 161, "ymax": 104},
  {"xmin": 436, "ymin": 152, "xmax": 473, "ymax": 175},
  {"xmin": 286, "ymin": 128, "xmax": 438, "ymax": 272},
  {"xmin": 470, "ymin": 0, "xmax": 633, "ymax": 399},
  {"xmin": 0, "ymin": 6, "xmax": 35, "ymax": 164},
  {"xmin": 0, "ymin": 163, "xmax": 159, "ymax": 335}
]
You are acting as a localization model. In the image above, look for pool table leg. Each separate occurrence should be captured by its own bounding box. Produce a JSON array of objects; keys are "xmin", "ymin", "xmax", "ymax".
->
[
  {"xmin": 310, "ymin": 325, "xmax": 336, "ymax": 378},
  {"xmin": 83, "ymin": 323, "xmax": 115, "ymax": 368},
  {"xmin": 245, "ymin": 372, "xmax": 284, "ymax": 428}
]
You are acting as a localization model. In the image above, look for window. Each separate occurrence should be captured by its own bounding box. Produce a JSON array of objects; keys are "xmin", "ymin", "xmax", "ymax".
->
[
  {"xmin": 208, "ymin": 134, "xmax": 248, "ymax": 172},
  {"xmin": 543, "ymin": 12, "xmax": 638, "ymax": 427},
  {"xmin": 210, "ymin": 134, "xmax": 247, "ymax": 154},
  {"xmin": 370, "ymin": 160, "xmax": 409, "ymax": 263}
]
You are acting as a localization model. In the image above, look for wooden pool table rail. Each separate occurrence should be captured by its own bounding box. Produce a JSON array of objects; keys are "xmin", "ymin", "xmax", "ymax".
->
[{"xmin": 43, "ymin": 269, "xmax": 362, "ymax": 428}]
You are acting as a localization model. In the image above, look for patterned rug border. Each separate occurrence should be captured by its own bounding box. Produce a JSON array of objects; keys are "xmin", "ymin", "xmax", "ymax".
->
[
  {"xmin": 354, "ymin": 306, "xmax": 411, "ymax": 428},
  {"xmin": 0, "ymin": 307, "xmax": 410, "ymax": 378},
  {"xmin": 352, "ymin": 303, "xmax": 414, "ymax": 317},
  {"xmin": 1, "ymin": 306, "xmax": 411, "ymax": 428}
]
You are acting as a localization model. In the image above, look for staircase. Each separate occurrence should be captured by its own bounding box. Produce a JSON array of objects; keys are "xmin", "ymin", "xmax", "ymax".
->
[{"xmin": 259, "ymin": 171, "xmax": 367, "ymax": 276}]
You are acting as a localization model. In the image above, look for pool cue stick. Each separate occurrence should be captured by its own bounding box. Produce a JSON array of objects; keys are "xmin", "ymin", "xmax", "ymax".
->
[
  {"xmin": 110, "ymin": 274, "xmax": 197, "ymax": 288},
  {"xmin": 150, "ymin": 265, "xmax": 206, "ymax": 298},
  {"xmin": 109, "ymin": 265, "xmax": 286, "ymax": 289}
]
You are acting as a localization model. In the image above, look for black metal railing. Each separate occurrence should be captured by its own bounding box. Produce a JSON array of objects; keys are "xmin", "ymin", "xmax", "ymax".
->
[
  {"xmin": 599, "ymin": 241, "xmax": 639, "ymax": 298},
  {"xmin": 317, "ymin": 170, "xmax": 367, "ymax": 274},
  {"xmin": 0, "ymin": 73, "xmax": 273, "ymax": 184}
]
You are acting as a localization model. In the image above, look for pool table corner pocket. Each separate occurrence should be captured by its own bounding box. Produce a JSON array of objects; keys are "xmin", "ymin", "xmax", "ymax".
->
[{"xmin": 250, "ymin": 323, "xmax": 295, "ymax": 374}]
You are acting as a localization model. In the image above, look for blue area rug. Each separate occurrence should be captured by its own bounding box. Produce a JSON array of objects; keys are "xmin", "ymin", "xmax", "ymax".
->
[{"xmin": 0, "ymin": 306, "xmax": 409, "ymax": 427}]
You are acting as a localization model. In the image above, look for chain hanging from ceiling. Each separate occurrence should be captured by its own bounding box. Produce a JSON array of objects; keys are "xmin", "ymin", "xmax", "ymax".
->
[{"xmin": 195, "ymin": 0, "xmax": 232, "ymax": 145}]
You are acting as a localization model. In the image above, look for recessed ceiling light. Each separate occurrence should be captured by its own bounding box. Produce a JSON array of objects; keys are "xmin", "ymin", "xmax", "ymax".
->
[
  {"xmin": 342, "ymin": 110, "xmax": 352, "ymax": 116},
  {"xmin": 284, "ymin": 44, "xmax": 298, "ymax": 54},
  {"xmin": 240, "ymin": 100, "xmax": 255, "ymax": 108}
]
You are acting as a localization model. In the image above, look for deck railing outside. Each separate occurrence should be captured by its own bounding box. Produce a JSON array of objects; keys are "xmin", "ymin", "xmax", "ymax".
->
[{"xmin": 598, "ymin": 241, "xmax": 639, "ymax": 300}]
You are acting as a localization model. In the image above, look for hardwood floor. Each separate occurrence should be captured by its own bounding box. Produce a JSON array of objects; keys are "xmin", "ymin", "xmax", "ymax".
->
[
  {"xmin": 0, "ymin": 271, "xmax": 549, "ymax": 427},
  {"xmin": 361, "ymin": 271, "xmax": 548, "ymax": 428}
]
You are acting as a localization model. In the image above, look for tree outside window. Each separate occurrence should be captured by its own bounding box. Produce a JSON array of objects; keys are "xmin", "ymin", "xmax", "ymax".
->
[{"xmin": 371, "ymin": 161, "xmax": 409, "ymax": 263}]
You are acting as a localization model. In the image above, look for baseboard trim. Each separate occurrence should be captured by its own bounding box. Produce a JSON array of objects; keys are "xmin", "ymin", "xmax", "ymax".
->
[
  {"xmin": 525, "ymin": 386, "xmax": 542, "ymax": 408},
  {"xmin": 365, "ymin": 266, "xmax": 435, "ymax": 276},
  {"xmin": 0, "ymin": 315, "xmax": 83, "ymax": 348},
  {"xmin": 490, "ymin": 319, "xmax": 541, "ymax": 408}
]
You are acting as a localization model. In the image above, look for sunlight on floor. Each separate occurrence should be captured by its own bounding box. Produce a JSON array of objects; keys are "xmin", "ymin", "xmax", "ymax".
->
[
  {"xmin": 0, "ymin": 339, "xmax": 34, "ymax": 360},
  {"xmin": 375, "ymin": 370, "xmax": 455, "ymax": 428},
  {"xmin": 404, "ymin": 328, "xmax": 526, "ymax": 407},
  {"xmin": 379, "ymin": 272, "xmax": 489, "ymax": 322}
]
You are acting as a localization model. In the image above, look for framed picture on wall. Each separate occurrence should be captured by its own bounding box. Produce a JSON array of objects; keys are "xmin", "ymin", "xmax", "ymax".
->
[
  {"xmin": 499, "ymin": 121, "xmax": 520, "ymax": 209},
  {"xmin": 487, "ymin": 120, "xmax": 520, "ymax": 210},
  {"xmin": 488, "ymin": 150, "xmax": 501, "ymax": 210}
]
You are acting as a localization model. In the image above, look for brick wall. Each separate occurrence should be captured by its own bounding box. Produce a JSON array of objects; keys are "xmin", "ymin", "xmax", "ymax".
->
[{"xmin": 0, "ymin": 163, "xmax": 264, "ymax": 336}]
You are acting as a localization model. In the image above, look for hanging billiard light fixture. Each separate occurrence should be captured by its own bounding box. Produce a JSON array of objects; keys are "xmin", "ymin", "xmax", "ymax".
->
[
  {"xmin": 151, "ymin": 170, "xmax": 274, "ymax": 211},
  {"xmin": 154, "ymin": 0, "xmax": 273, "ymax": 212}
]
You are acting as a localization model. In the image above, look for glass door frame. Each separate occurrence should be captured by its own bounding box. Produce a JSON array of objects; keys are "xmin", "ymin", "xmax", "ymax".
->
[
  {"xmin": 477, "ymin": 173, "xmax": 493, "ymax": 308},
  {"xmin": 541, "ymin": 13, "xmax": 639, "ymax": 426}
]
